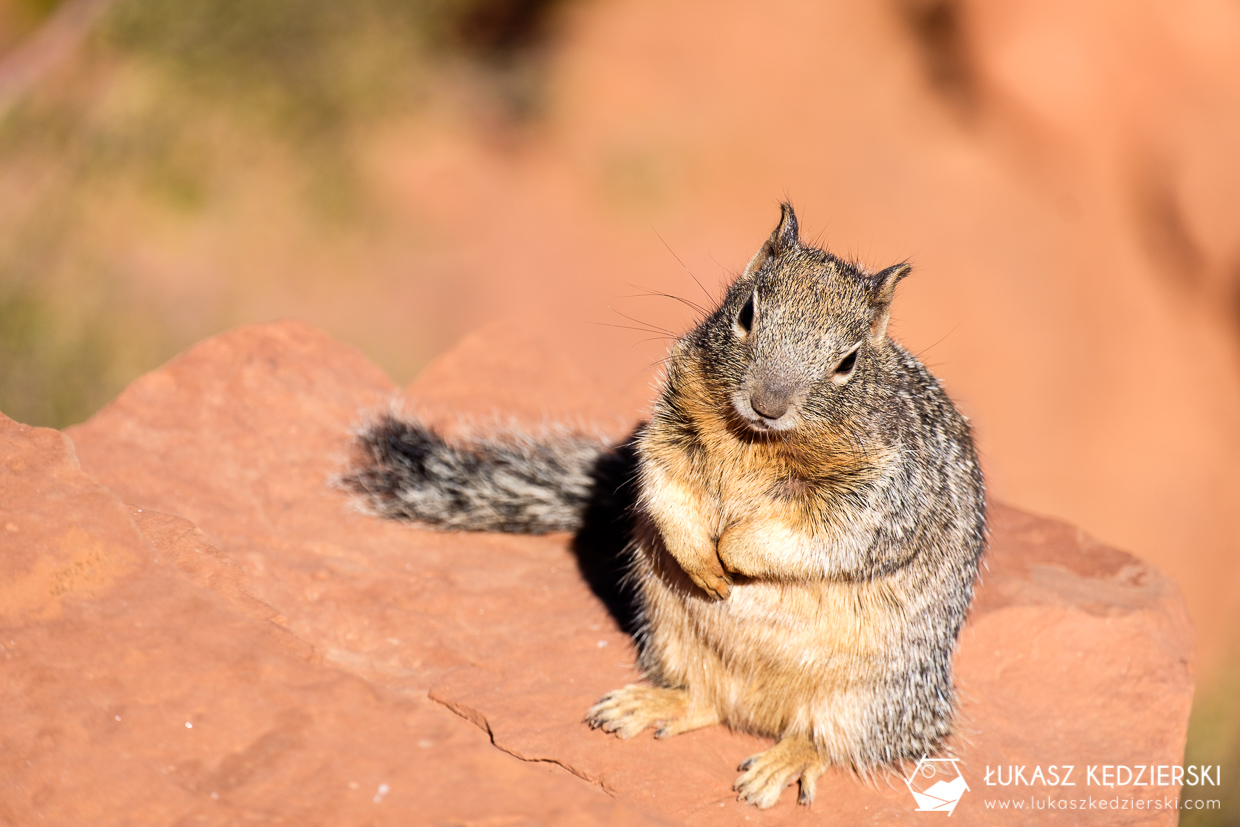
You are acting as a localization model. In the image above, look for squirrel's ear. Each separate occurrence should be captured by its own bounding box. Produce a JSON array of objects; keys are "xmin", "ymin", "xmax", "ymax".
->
[
  {"xmin": 866, "ymin": 262, "xmax": 912, "ymax": 341},
  {"xmin": 742, "ymin": 203, "xmax": 801, "ymax": 277},
  {"xmin": 772, "ymin": 203, "xmax": 800, "ymax": 253}
]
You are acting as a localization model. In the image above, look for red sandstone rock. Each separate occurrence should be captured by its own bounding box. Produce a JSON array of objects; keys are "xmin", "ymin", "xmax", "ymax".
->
[
  {"xmin": 0, "ymin": 320, "xmax": 1193, "ymax": 824},
  {"xmin": 0, "ymin": 330, "xmax": 662, "ymax": 826}
]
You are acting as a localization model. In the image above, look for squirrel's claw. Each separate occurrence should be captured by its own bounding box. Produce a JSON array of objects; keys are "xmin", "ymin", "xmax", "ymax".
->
[{"xmin": 684, "ymin": 565, "xmax": 732, "ymax": 600}]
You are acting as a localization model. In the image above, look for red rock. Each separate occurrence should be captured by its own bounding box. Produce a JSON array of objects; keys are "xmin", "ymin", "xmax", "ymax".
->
[
  {"xmin": 0, "ymin": 339, "xmax": 662, "ymax": 825},
  {"xmin": 0, "ymin": 320, "xmax": 1193, "ymax": 824}
]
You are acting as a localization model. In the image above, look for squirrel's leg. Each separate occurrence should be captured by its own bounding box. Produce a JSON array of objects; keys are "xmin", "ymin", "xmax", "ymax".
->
[
  {"xmin": 585, "ymin": 685, "xmax": 719, "ymax": 740},
  {"xmin": 733, "ymin": 734, "xmax": 827, "ymax": 809},
  {"xmin": 641, "ymin": 466, "xmax": 731, "ymax": 599}
]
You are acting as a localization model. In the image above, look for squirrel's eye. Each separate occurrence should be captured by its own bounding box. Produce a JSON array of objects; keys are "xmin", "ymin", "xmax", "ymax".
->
[
  {"xmin": 734, "ymin": 292, "xmax": 756, "ymax": 337},
  {"xmin": 832, "ymin": 343, "xmax": 861, "ymax": 382}
]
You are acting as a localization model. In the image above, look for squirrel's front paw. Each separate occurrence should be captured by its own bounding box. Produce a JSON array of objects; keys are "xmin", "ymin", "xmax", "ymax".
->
[
  {"xmin": 585, "ymin": 685, "xmax": 718, "ymax": 740},
  {"xmin": 681, "ymin": 559, "xmax": 732, "ymax": 600},
  {"xmin": 645, "ymin": 509, "xmax": 732, "ymax": 599},
  {"xmin": 660, "ymin": 538, "xmax": 732, "ymax": 600}
]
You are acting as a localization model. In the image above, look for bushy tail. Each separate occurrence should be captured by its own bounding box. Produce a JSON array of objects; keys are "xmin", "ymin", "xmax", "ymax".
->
[{"xmin": 341, "ymin": 413, "xmax": 615, "ymax": 533}]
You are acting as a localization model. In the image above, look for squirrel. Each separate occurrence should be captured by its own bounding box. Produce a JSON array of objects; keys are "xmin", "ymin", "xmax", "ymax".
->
[{"xmin": 342, "ymin": 203, "xmax": 987, "ymax": 810}]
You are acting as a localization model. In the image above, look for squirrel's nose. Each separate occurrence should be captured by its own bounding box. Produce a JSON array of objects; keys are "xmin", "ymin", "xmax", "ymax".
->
[{"xmin": 750, "ymin": 381, "xmax": 794, "ymax": 420}]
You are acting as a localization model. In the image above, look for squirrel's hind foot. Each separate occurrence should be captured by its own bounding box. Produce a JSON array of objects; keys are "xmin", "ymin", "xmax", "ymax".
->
[
  {"xmin": 585, "ymin": 684, "xmax": 718, "ymax": 740},
  {"xmin": 734, "ymin": 735, "xmax": 826, "ymax": 809}
]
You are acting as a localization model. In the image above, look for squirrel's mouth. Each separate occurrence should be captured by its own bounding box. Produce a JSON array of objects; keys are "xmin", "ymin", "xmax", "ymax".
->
[{"xmin": 730, "ymin": 393, "xmax": 799, "ymax": 433}]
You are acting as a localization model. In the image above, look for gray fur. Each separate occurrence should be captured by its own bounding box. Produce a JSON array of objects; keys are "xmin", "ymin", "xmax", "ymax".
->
[{"xmin": 342, "ymin": 414, "xmax": 608, "ymax": 533}]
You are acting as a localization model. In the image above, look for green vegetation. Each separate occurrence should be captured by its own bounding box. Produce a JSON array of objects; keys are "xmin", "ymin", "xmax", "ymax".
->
[
  {"xmin": 0, "ymin": 0, "xmax": 560, "ymax": 427},
  {"xmin": 1181, "ymin": 656, "xmax": 1240, "ymax": 827}
]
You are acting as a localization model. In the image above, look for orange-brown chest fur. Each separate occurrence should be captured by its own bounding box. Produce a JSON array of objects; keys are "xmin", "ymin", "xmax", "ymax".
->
[{"xmin": 646, "ymin": 359, "xmax": 888, "ymax": 540}]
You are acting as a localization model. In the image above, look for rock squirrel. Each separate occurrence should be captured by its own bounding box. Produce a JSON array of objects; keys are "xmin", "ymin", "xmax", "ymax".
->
[{"xmin": 342, "ymin": 204, "xmax": 987, "ymax": 809}]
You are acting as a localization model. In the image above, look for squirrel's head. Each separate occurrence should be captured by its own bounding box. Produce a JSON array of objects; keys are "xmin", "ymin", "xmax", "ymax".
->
[{"xmin": 685, "ymin": 203, "xmax": 911, "ymax": 435}]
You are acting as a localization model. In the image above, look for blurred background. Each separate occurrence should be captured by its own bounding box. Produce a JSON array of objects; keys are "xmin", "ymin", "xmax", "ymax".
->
[{"xmin": 1, "ymin": 0, "xmax": 1237, "ymax": 821}]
